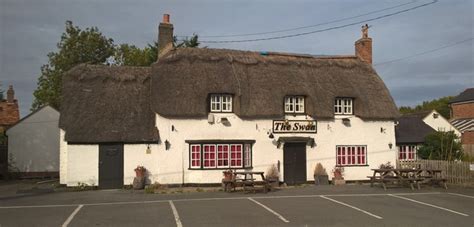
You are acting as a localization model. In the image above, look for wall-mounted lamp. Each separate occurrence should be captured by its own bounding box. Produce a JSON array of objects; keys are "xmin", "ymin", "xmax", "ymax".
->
[
  {"xmin": 171, "ymin": 125, "xmax": 175, "ymax": 131},
  {"xmin": 380, "ymin": 127, "xmax": 386, "ymax": 133},
  {"xmin": 388, "ymin": 142, "xmax": 393, "ymax": 149},
  {"xmin": 268, "ymin": 132, "xmax": 274, "ymax": 139},
  {"xmin": 165, "ymin": 140, "xmax": 171, "ymax": 150},
  {"xmin": 146, "ymin": 144, "xmax": 151, "ymax": 154}
]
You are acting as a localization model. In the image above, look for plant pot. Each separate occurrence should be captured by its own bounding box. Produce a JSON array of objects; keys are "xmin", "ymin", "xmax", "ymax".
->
[
  {"xmin": 133, "ymin": 176, "xmax": 145, "ymax": 190},
  {"xmin": 223, "ymin": 172, "xmax": 233, "ymax": 181},
  {"xmin": 267, "ymin": 177, "xmax": 279, "ymax": 188},
  {"xmin": 314, "ymin": 175, "xmax": 329, "ymax": 185},
  {"xmin": 332, "ymin": 178, "xmax": 346, "ymax": 186}
]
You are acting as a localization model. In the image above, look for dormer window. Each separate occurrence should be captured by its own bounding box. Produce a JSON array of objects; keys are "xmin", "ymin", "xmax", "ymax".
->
[
  {"xmin": 285, "ymin": 96, "xmax": 305, "ymax": 114},
  {"xmin": 210, "ymin": 94, "xmax": 232, "ymax": 113},
  {"xmin": 335, "ymin": 98, "xmax": 353, "ymax": 115}
]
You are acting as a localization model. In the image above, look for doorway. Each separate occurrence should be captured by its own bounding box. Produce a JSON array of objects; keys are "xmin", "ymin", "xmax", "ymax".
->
[{"xmin": 283, "ymin": 142, "xmax": 307, "ymax": 185}]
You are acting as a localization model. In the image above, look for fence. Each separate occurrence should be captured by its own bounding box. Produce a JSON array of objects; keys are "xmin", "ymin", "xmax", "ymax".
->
[{"xmin": 397, "ymin": 159, "xmax": 474, "ymax": 186}]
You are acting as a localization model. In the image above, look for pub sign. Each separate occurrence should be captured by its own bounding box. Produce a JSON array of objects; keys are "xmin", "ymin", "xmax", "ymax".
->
[{"xmin": 273, "ymin": 120, "xmax": 317, "ymax": 133}]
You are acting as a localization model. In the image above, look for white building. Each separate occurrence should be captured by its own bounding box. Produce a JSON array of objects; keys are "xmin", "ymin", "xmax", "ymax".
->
[
  {"xmin": 395, "ymin": 110, "xmax": 461, "ymax": 160},
  {"xmin": 59, "ymin": 15, "xmax": 400, "ymax": 189},
  {"xmin": 6, "ymin": 105, "xmax": 60, "ymax": 177}
]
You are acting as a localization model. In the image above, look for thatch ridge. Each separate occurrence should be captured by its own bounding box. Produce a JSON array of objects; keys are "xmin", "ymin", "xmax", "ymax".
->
[
  {"xmin": 152, "ymin": 48, "xmax": 399, "ymax": 119},
  {"xmin": 59, "ymin": 64, "xmax": 159, "ymax": 143}
]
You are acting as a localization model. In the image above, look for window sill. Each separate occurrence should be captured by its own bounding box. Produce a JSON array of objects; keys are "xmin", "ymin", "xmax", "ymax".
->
[
  {"xmin": 188, "ymin": 167, "xmax": 253, "ymax": 170},
  {"xmin": 336, "ymin": 165, "xmax": 369, "ymax": 167}
]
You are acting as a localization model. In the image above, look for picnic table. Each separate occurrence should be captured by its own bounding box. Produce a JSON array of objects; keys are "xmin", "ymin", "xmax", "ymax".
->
[
  {"xmin": 222, "ymin": 171, "xmax": 271, "ymax": 193},
  {"xmin": 368, "ymin": 168, "xmax": 447, "ymax": 190}
]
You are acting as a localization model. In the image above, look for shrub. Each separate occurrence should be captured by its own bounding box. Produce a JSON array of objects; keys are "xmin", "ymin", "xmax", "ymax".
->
[
  {"xmin": 314, "ymin": 163, "xmax": 327, "ymax": 176},
  {"xmin": 332, "ymin": 166, "xmax": 344, "ymax": 179},
  {"xmin": 379, "ymin": 161, "xmax": 394, "ymax": 169},
  {"xmin": 265, "ymin": 164, "xmax": 280, "ymax": 179}
]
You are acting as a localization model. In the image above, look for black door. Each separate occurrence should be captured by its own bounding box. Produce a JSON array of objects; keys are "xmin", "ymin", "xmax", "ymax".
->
[
  {"xmin": 284, "ymin": 142, "xmax": 307, "ymax": 185},
  {"xmin": 99, "ymin": 144, "xmax": 124, "ymax": 189}
]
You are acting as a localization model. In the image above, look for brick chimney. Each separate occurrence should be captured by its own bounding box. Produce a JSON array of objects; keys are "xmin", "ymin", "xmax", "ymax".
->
[
  {"xmin": 355, "ymin": 24, "xmax": 372, "ymax": 64},
  {"xmin": 158, "ymin": 14, "xmax": 174, "ymax": 58},
  {"xmin": 6, "ymin": 85, "xmax": 15, "ymax": 103}
]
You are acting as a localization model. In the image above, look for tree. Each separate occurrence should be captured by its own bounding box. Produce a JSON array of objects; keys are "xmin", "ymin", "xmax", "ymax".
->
[
  {"xmin": 417, "ymin": 131, "xmax": 463, "ymax": 161},
  {"xmin": 32, "ymin": 21, "xmax": 200, "ymax": 110},
  {"xmin": 32, "ymin": 21, "xmax": 115, "ymax": 110},
  {"xmin": 399, "ymin": 96, "xmax": 453, "ymax": 119},
  {"xmin": 0, "ymin": 81, "xmax": 4, "ymax": 100},
  {"xmin": 174, "ymin": 34, "xmax": 200, "ymax": 48}
]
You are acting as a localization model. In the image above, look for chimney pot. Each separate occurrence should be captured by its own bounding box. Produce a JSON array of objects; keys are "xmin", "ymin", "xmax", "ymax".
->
[
  {"xmin": 163, "ymin": 14, "xmax": 170, "ymax": 23},
  {"xmin": 355, "ymin": 24, "xmax": 372, "ymax": 65},
  {"xmin": 6, "ymin": 85, "xmax": 14, "ymax": 103}
]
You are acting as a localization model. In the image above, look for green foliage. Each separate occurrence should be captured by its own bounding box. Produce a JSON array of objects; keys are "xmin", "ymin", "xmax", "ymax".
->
[
  {"xmin": 174, "ymin": 34, "xmax": 200, "ymax": 48},
  {"xmin": 32, "ymin": 21, "xmax": 201, "ymax": 111},
  {"xmin": 417, "ymin": 131, "xmax": 463, "ymax": 161},
  {"xmin": 32, "ymin": 21, "xmax": 115, "ymax": 110},
  {"xmin": 399, "ymin": 96, "xmax": 453, "ymax": 119}
]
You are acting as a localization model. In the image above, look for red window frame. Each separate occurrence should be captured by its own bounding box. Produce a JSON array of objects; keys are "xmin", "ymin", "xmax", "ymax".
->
[
  {"xmin": 336, "ymin": 145, "xmax": 366, "ymax": 166},
  {"xmin": 190, "ymin": 145, "xmax": 201, "ymax": 168}
]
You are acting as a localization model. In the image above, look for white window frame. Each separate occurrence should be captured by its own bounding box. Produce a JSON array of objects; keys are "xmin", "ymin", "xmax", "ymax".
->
[
  {"xmin": 285, "ymin": 96, "xmax": 305, "ymax": 114},
  {"xmin": 398, "ymin": 145, "xmax": 417, "ymax": 161},
  {"xmin": 335, "ymin": 98, "xmax": 353, "ymax": 115},
  {"xmin": 202, "ymin": 144, "xmax": 216, "ymax": 169},
  {"xmin": 217, "ymin": 144, "xmax": 230, "ymax": 168},
  {"xmin": 230, "ymin": 144, "xmax": 243, "ymax": 168},
  {"xmin": 190, "ymin": 145, "xmax": 201, "ymax": 169},
  {"xmin": 210, "ymin": 94, "xmax": 232, "ymax": 113},
  {"xmin": 244, "ymin": 144, "xmax": 251, "ymax": 168},
  {"xmin": 336, "ymin": 145, "xmax": 366, "ymax": 166}
]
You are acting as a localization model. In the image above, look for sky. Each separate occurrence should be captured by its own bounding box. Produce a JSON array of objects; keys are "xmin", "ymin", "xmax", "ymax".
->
[{"xmin": 1, "ymin": 0, "xmax": 473, "ymax": 117}]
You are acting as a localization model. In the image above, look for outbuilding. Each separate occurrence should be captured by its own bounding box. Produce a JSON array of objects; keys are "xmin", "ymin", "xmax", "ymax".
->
[
  {"xmin": 6, "ymin": 105, "xmax": 60, "ymax": 177},
  {"xmin": 59, "ymin": 15, "xmax": 400, "ymax": 188}
]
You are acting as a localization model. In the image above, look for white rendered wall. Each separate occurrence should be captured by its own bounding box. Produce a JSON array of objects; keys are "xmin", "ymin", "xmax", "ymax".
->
[
  {"xmin": 6, "ymin": 106, "xmax": 60, "ymax": 173},
  {"xmin": 422, "ymin": 110, "xmax": 461, "ymax": 136},
  {"xmin": 124, "ymin": 144, "xmax": 162, "ymax": 185},
  {"xmin": 59, "ymin": 129, "xmax": 68, "ymax": 184},
  {"xmin": 66, "ymin": 144, "xmax": 98, "ymax": 186},
  {"xmin": 155, "ymin": 113, "xmax": 396, "ymax": 184}
]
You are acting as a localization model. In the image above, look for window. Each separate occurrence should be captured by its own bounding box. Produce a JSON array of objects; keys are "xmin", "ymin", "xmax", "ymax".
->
[
  {"xmin": 336, "ymin": 145, "xmax": 366, "ymax": 166},
  {"xmin": 210, "ymin": 94, "xmax": 232, "ymax": 112},
  {"xmin": 203, "ymin": 145, "xmax": 216, "ymax": 168},
  {"xmin": 190, "ymin": 145, "xmax": 201, "ymax": 169},
  {"xmin": 189, "ymin": 143, "xmax": 252, "ymax": 169},
  {"xmin": 244, "ymin": 144, "xmax": 251, "ymax": 168},
  {"xmin": 285, "ymin": 96, "xmax": 305, "ymax": 113},
  {"xmin": 399, "ymin": 145, "xmax": 416, "ymax": 160},
  {"xmin": 335, "ymin": 98, "xmax": 353, "ymax": 114}
]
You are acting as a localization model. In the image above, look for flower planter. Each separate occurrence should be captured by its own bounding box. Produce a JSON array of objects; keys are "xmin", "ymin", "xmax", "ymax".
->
[
  {"xmin": 314, "ymin": 175, "xmax": 329, "ymax": 185},
  {"xmin": 133, "ymin": 176, "xmax": 145, "ymax": 190},
  {"xmin": 267, "ymin": 177, "xmax": 280, "ymax": 188},
  {"xmin": 332, "ymin": 178, "xmax": 346, "ymax": 186}
]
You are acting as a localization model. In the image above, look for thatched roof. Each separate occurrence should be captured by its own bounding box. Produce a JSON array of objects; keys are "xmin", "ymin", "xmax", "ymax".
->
[
  {"xmin": 59, "ymin": 64, "xmax": 159, "ymax": 143},
  {"xmin": 151, "ymin": 48, "xmax": 399, "ymax": 119}
]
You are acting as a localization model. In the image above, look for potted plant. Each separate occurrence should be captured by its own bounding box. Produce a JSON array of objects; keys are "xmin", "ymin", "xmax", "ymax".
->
[
  {"xmin": 313, "ymin": 163, "xmax": 329, "ymax": 185},
  {"xmin": 133, "ymin": 165, "xmax": 147, "ymax": 190},
  {"xmin": 222, "ymin": 169, "xmax": 234, "ymax": 181},
  {"xmin": 265, "ymin": 164, "xmax": 280, "ymax": 188},
  {"xmin": 332, "ymin": 166, "xmax": 345, "ymax": 185}
]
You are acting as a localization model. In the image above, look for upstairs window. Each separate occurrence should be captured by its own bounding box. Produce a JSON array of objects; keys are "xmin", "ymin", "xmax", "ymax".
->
[
  {"xmin": 285, "ymin": 96, "xmax": 305, "ymax": 114},
  {"xmin": 210, "ymin": 94, "xmax": 232, "ymax": 113},
  {"xmin": 335, "ymin": 98, "xmax": 353, "ymax": 115}
]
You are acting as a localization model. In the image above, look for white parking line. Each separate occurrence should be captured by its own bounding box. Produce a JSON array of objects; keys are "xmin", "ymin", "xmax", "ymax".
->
[
  {"xmin": 388, "ymin": 194, "xmax": 469, "ymax": 217},
  {"xmin": 169, "ymin": 200, "xmax": 183, "ymax": 227},
  {"xmin": 248, "ymin": 197, "xmax": 290, "ymax": 223},
  {"xmin": 320, "ymin": 196, "xmax": 383, "ymax": 219},
  {"xmin": 61, "ymin": 204, "xmax": 83, "ymax": 227},
  {"xmin": 0, "ymin": 192, "xmax": 446, "ymax": 209},
  {"xmin": 447, "ymin": 193, "xmax": 474, "ymax": 199}
]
